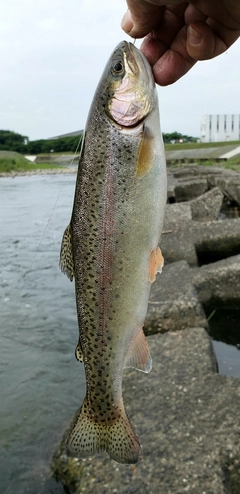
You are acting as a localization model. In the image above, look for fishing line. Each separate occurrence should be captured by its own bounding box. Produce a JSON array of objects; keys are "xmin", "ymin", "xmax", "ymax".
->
[
  {"xmin": 29, "ymin": 133, "xmax": 82, "ymax": 271},
  {"xmin": 70, "ymin": 133, "xmax": 83, "ymax": 165}
]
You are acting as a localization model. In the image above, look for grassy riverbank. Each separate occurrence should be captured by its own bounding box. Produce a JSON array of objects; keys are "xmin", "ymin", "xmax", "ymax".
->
[
  {"xmin": 201, "ymin": 158, "xmax": 240, "ymax": 171},
  {"xmin": 1, "ymin": 146, "xmax": 240, "ymax": 175},
  {"xmin": 0, "ymin": 151, "xmax": 63, "ymax": 173},
  {"xmin": 164, "ymin": 140, "xmax": 240, "ymax": 151}
]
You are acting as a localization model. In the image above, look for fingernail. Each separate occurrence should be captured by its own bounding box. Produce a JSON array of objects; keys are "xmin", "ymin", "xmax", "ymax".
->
[
  {"xmin": 188, "ymin": 25, "xmax": 201, "ymax": 45},
  {"xmin": 121, "ymin": 10, "xmax": 133, "ymax": 34}
]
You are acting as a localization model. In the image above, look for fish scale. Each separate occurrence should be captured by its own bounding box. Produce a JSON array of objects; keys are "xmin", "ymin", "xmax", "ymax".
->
[{"xmin": 60, "ymin": 40, "xmax": 167, "ymax": 464}]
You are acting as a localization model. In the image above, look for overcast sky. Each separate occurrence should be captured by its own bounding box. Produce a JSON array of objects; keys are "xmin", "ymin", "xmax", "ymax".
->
[{"xmin": 1, "ymin": 0, "xmax": 240, "ymax": 140}]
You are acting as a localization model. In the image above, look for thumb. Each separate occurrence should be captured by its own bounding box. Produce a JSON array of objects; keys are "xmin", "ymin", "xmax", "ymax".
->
[{"xmin": 121, "ymin": 1, "xmax": 164, "ymax": 38}]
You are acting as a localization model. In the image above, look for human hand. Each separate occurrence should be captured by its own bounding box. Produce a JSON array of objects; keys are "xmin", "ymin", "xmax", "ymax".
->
[{"xmin": 121, "ymin": 0, "xmax": 240, "ymax": 85}]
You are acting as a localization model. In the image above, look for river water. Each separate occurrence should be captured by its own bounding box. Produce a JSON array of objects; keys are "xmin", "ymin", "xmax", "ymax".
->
[{"xmin": 0, "ymin": 174, "xmax": 86, "ymax": 493}]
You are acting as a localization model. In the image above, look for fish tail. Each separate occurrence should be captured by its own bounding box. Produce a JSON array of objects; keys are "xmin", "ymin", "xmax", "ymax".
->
[{"xmin": 66, "ymin": 397, "xmax": 141, "ymax": 464}]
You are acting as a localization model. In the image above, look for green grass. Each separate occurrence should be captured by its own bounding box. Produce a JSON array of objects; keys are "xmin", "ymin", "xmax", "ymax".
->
[
  {"xmin": 164, "ymin": 140, "xmax": 240, "ymax": 152},
  {"xmin": 35, "ymin": 152, "xmax": 79, "ymax": 164},
  {"xmin": 169, "ymin": 156, "xmax": 240, "ymax": 171},
  {"xmin": 36, "ymin": 152, "xmax": 77, "ymax": 158},
  {"xmin": 0, "ymin": 151, "xmax": 62, "ymax": 173},
  {"xmin": 200, "ymin": 158, "xmax": 240, "ymax": 171}
]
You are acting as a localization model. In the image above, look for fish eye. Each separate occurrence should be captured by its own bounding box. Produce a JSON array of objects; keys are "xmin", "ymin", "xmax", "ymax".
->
[{"xmin": 112, "ymin": 61, "xmax": 124, "ymax": 74}]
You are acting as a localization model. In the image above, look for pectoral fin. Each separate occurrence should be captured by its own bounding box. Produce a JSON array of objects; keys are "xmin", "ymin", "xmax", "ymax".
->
[
  {"xmin": 135, "ymin": 125, "xmax": 154, "ymax": 178},
  {"xmin": 149, "ymin": 247, "xmax": 164, "ymax": 283},
  {"xmin": 59, "ymin": 224, "xmax": 74, "ymax": 281},
  {"xmin": 124, "ymin": 328, "xmax": 152, "ymax": 373}
]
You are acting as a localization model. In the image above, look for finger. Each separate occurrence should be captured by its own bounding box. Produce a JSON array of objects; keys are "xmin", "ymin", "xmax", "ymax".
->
[
  {"xmin": 150, "ymin": 24, "xmax": 196, "ymax": 85},
  {"xmin": 223, "ymin": 0, "xmax": 240, "ymax": 22},
  {"xmin": 140, "ymin": 35, "xmax": 168, "ymax": 66},
  {"xmin": 153, "ymin": 47, "xmax": 196, "ymax": 85},
  {"xmin": 121, "ymin": 1, "xmax": 189, "ymax": 39},
  {"xmin": 121, "ymin": 0, "xmax": 164, "ymax": 38},
  {"xmin": 139, "ymin": 3, "xmax": 187, "ymax": 65},
  {"xmin": 186, "ymin": 22, "xmax": 226, "ymax": 60},
  {"xmin": 184, "ymin": 3, "xmax": 208, "ymax": 25},
  {"xmin": 187, "ymin": 20, "xmax": 240, "ymax": 60},
  {"xmin": 190, "ymin": 0, "xmax": 240, "ymax": 30},
  {"xmin": 206, "ymin": 16, "xmax": 240, "ymax": 49}
]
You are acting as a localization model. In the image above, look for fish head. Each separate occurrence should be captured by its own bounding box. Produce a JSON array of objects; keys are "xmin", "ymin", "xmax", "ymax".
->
[{"xmin": 98, "ymin": 41, "xmax": 156, "ymax": 128}]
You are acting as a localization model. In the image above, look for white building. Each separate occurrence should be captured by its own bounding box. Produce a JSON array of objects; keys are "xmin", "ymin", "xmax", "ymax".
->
[{"xmin": 200, "ymin": 114, "xmax": 240, "ymax": 143}]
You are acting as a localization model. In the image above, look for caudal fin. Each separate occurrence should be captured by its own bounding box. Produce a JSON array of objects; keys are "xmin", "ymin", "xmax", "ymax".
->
[{"xmin": 66, "ymin": 398, "xmax": 141, "ymax": 464}]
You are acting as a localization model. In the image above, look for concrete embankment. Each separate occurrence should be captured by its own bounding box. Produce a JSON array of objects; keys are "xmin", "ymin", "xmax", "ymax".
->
[{"xmin": 51, "ymin": 165, "xmax": 240, "ymax": 494}]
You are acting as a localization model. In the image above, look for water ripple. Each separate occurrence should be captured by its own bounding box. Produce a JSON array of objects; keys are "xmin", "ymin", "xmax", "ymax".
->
[{"xmin": 0, "ymin": 175, "xmax": 84, "ymax": 494}]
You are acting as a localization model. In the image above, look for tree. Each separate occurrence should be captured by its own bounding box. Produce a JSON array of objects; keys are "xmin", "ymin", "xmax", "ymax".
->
[
  {"xmin": 26, "ymin": 135, "xmax": 83, "ymax": 154},
  {"xmin": 0, "ymin": 130, "xmax": 28, "ymax": 152},
  {"xmin": 162, "ymin": 132, "xmax": 198, "ymax": 144},
  {"xmin": 0, "ymin": 130, "xmax": 83, "ymax": 154}
]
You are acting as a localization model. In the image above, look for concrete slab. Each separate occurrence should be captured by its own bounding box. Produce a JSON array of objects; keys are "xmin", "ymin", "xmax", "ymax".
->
[
  {"xmin": 174, "ymin": 178, "xmax": 208, "ymax": 202},
  {"xmin": 145, "ymin": 260, "xmax": 207, "ymax": 333},
  {"xmin": 192, "ymin": 254, "xmax": 240, "ymax": 308},
  {"xmin": 165, "ymin": 145, "xmax": 240, "ymax": 162},
  {"xmin": 24, "ymin": 155, "xmax": 37, "ymax": 162},
  {"xmin": 220, "ymin": 146, "xmax": 240, "ymax": 159},
  {"xmin": 167, "ymin": 166, "xmax": 240, "ymax": 205},
  {"xmin": 161, "ymin": 213, "xmax": 240, "ymax": 266},
  {"xmin": 161, "ymin": 204, "xmax": 197, "ymax": 265},
  {"xmin": 213, "ymin": 177, "xmax": 240, "ymax": 206},
  {"xmin": 190, "ymin": 187, "xmax": 223, "ymax": 221},
  {"xmin": 194, "ymin": 219, "xmax": 240, "ymax": 264}
]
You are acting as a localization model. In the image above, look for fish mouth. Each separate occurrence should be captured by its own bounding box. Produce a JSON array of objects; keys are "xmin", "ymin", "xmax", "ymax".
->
[{"xmin": 127, "ymin": 41, "xmax": 155, "ymax": 88}]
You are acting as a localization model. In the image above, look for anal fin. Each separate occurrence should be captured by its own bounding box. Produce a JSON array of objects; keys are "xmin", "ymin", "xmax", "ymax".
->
[
  {"xmin": 59, "ymin": 224, "xmax": 74, "ymax": 281},
  {"xmin": 124, "ymin": 328, "xmax": 152, "ymax": 373}
]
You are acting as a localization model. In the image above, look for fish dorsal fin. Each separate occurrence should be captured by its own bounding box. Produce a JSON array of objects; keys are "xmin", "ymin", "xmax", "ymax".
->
[
  {"xmin": 59, "ymin": 224, "xmax": 74, "ymax": 281},
  {"xmin": 75, "ymin": 338, "xmax": 84, "ymax": 362},
  {"xmin": 124, "ymin": 328, "xmax": 152, "ymax": 373}
]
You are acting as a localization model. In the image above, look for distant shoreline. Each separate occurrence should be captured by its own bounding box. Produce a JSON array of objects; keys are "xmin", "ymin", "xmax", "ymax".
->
[{"xmin": 0, "ymin": 167, "xmax": 77, "ymax": 178}]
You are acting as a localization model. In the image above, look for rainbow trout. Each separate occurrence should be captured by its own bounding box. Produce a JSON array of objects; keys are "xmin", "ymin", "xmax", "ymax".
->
[{"xmin": 60, "ymin": 40, "xmax": 167, "ymax": 464}]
